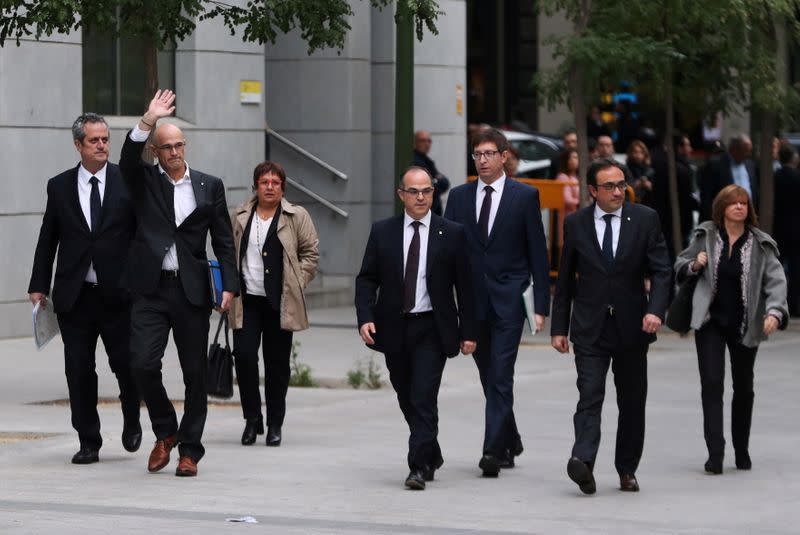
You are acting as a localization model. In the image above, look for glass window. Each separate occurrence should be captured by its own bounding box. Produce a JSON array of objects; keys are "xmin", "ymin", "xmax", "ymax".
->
[{"xmin": 83, "ymin": 31, "xmax": 175, "ymax": 116}]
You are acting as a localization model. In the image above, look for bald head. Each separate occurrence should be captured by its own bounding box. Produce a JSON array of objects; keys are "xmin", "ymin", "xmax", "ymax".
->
[
  {"xmin": 151, "ymin": 123, "xmax": 187, "ymax": 180},
  {"xmin": 414, "ymin": 130, "xmax": 432, "ymax": 154}
]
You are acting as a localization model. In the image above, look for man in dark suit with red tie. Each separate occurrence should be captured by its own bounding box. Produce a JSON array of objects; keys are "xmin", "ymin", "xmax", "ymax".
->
[
  {"xmin": 551, "ymin": 158, "xmax": 672, "ymax": 494},
  {"xmin": 444, "ymin": 127, "xmax": 550, "ymax": 477},
  {"xmin": 119, "ymin": 90, "xmax": 238, "ymax": 477},
  {"xmin": 29, "ymin": 113, "xmax": 141, "ymax": 464},
  {"xmin": 355, "ymin": 166, "xmax": 476, "ymax": 490}
]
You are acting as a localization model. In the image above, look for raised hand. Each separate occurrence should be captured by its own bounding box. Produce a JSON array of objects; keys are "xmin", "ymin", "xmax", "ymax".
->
[{"xmin": 141, "ymin": 89, "xmax": 176, "ymax": 129}]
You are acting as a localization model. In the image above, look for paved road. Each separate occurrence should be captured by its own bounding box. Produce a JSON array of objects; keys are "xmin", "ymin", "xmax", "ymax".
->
[{"xmin": 1, "ymin": 307, "xmax": 798, "ymax": 534}]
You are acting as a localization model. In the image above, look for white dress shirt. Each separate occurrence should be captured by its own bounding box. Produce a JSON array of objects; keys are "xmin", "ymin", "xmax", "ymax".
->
[
  {"xmin": 242, "ymin": 213, "xmax": 272, "ymax": 296},
  {"xmin": 129, "ymin": 126, "xmax": 196, "ymax": 271},
  {"xmin": 77, "ymin": 163, "xmax": 107, "ymax": 283},
  {"xmin": 730, "ymin": 161, "xmax": 752, "ymax": 199},
  {"xmin": 475, "ymin": 174, "xmax": 507, "ymax": 235},
  {"xmin": 593, "ymin": 204, "xmax": 622, "ymax": 257},
  {"xmin": 403, "ymin": 211, "xmax": 432, "ymax": 313}
]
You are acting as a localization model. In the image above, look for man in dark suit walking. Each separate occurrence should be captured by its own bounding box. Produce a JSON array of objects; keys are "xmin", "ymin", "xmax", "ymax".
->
[
  {"xmin": 355, "ymin": 166, "xmax": 476, "ymax": 490},
  {"xmin": 699, "ymin": 134, "xmax": 757, "ymax": 222},
  {"xmin": 551, "ymin": 158, "xmax": 671, "ymax": 494},
  {"xmin": 28, "ymin": 113, "xmax": 141, "ymax": 464},
  {"xmin": 119, "ymin": 90, "xmax": 238, "ymax": 477},
  {"xmin": 443, "ymin": 127, "xmax": 550, "ymax": 477}
]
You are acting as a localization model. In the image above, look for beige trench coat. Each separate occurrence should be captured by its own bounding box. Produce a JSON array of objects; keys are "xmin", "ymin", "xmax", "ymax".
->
[{"xmin": 229, "ymin": 196, "xmax": 319, "ymax": 331}]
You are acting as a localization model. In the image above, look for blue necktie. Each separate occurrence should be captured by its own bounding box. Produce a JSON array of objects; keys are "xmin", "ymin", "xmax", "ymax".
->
[
  {"xmin": 89, "ymin": 176, "xmax": 101, "ymax": 232},
  {"xmin": 602, "ymin": 213, "xmax": 614, "ymax": 267}
]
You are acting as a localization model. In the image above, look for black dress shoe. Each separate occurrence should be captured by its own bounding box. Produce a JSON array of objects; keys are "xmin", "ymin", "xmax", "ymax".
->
[
  {"xmin": 567, "ymin": 457, "xmax": 596, "ymax": 495},
  {"xmin": 512, "ymin": 436, "xmax": 524, "ymax": 457},
  {"xmin": 479, "ymin": 454, "xmax": 500, "ymax": 477},
  {"xmin": 704, "ymin": 457, "xmax": 723, "ymax": 474},
  {"xmin": 121, "ymin": 421, "xmax": 142, "ymax": 453},
  {"xmin": 72, "ymin": 447, "xmax": 99, "ymax": 465},
  {"xmin": 405, "ymin": 469, "xmax": 426, "ymax": 490},
  {"xmin": 422, "ymin": 467, "xmax": 435, "ymax": 482},
  {"xmin": 241, "ymin": 419, "xmax": 264, "ymax": 446},
  {"xmin": 498, "ymin": 454, "xmax": 515, "ymax": 469},
  {"xmin": 619, "ymin": 473, "xmax": 640, "ymax": 492},
  {"xmin": 735, "ymin": 450, "xmax": 752, "ymax": 470},
  {"xmin": 266, "ymin": 426, "xmax": 282, "ymax": 447}
]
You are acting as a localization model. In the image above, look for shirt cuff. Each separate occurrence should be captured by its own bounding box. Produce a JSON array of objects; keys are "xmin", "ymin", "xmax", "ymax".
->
[
  {"xmin": 129, "ymin": 124, "xmax": 150, "ymax": 142},
  {"xmin": 767, "ymin": 309, "xmax": 783, "ymax": 322}
]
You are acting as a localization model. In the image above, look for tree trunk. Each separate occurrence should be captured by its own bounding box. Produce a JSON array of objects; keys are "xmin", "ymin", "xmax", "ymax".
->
[
  {"xmin": 142, "ymin": 38, "xmax": 159, "ymax": 162},
  {"xmin": 393, "ymin": 2, "xmax": 414, "ymax": 215},
  {"xmin": 571, "ymin": 0, "xmax": 592, "ymax": 207},
  {"xmin": 664, "ymin": 71, "xmax": 682, "ymax": 256},
  {"xmin": 757, "ymin": 110, "xmax": 776, "ymax": 234}
]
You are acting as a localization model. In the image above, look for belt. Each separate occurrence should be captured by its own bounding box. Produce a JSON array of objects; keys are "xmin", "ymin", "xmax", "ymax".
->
[
  {"xmin": 160, "ymin": 269, "xmax": 180, "ymax": 279},
  {"xmin": 83, "ymin": 281, "xmax": 100, "ymax": 289},
  {"xmin": 606, "ymin": 305, "xmax": 615, "ymax": 316},
  {"xmin": 404, "ymin": 310, "xmax": 433, "ymax": 319}
]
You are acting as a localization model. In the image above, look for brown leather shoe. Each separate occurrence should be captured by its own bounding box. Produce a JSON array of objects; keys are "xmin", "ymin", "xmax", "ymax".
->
[
  {"xmin": 175, "ymin": 456, "xmax": 198, "ymax": 477},
  {"xmin": 619, "ymin": 473, "xmax": 640, "ymax": 492},
  {"xmin": 147, "ymin": 434, "xmax": 177, "ymax": 473}
]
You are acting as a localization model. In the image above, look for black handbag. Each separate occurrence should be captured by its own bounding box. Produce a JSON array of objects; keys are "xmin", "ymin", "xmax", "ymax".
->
[
  {"xmin": 207, "ymin": 312, "xmax": 234, "ymax": 398},
  {"xmin": 665, "ymin": 275, "xmax": 699, "ymax": 334}
]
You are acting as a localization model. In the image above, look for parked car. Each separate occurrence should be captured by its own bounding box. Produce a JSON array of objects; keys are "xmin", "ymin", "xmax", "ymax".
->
[{"xmin": 499, "ymin": 129, "xmax": 560, "ymax": 178}]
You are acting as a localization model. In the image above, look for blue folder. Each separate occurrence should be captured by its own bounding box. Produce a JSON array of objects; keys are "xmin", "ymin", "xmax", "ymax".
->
[{"xmin": 208, "ymin": 259, "xmax": 223, "ymax": 307}]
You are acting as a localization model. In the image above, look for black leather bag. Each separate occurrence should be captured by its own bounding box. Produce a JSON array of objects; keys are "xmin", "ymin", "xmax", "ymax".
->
[
  {"xmin": 665, "ymin": 276, "xmax": 699, "ymax": 334},
  {"xmin": 207, "ymin": 312, "xmax": 233, "ymax": 398}
]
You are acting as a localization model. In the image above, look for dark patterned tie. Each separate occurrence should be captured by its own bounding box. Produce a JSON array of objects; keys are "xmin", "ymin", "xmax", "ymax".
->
[
  {"xmin": 602, "ymin": 213, "xmax": 614, "ymax": 267},
  {"xmin": 403, "ymin": 221, "xmax": 422, "ymax": 313},
  {"xmin": 478, "ymin": 185, "xmax": 494, "ymax": 241},
  {"xmin": 89, "ymin": 176, "xmax": 101, "ymax": 232}
]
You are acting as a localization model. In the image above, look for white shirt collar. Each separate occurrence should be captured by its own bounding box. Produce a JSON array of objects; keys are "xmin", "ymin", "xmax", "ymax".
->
[
  {"xmin": 404, "ymin": 210, "xmax": 432, "ymax": 228},
  {"xmin": 159, "ymin": 162, "xmax": 191, "ymax": 185},
  {"xmin": 594, "ymin": 203, "xmax": 623, "ymax": 220},
  {"xmin": 478, "ymin": 174, "xmax": 506, "ymax": 192},
  {"xmin": 78, "ymin": 163, "xmax": 107, "ymax": 184}
]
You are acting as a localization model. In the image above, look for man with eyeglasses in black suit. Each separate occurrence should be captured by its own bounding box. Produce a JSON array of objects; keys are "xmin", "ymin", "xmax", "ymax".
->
[
  {"xmin": 551, "ymin": 158, "xmax": 671, "ymax": 494},
  {"xmin": 119, "ymin": 89, "xmax": 238, "ymax": 478}
]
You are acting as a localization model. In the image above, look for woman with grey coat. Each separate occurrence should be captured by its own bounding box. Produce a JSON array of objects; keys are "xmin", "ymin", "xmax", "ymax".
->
[{"xmin": 675, "ymin": 184, "xmax": 788, "ymax": 475}]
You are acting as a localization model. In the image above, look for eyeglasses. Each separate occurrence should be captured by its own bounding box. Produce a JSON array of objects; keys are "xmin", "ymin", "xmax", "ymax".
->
[
  {"xmin": 257, "ymin": 179, "xmax": 283, "ymax": 188},
  {"xmin": 154, "ymin": 141, "xmax": 186, "ymax": 152},
  {"xmin": 400, "ymin": 187, "xmax": 435, "ymax": 196},
  {"xmin": 471, "ymin": 150, "xmax": 500, "ymax": 161},
  {"xmin": 595, "ymin": 180, "xmax": 627, "ymax": 192}
]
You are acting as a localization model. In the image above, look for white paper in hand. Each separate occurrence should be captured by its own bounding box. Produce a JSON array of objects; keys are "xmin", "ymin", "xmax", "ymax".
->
[
  {"xmin": 33, "ymin": 300, "xmax": 59, "ymax": 350},
  {"xmin": 522, "ymin": 281, "xmax": 537, "ymax": 335}
]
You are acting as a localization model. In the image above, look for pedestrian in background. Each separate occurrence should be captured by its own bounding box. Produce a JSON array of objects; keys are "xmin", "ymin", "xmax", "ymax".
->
[
  {"xmin": 230, "ymin": 161, "xmax": 319, "ymax": 447},
  {"xmin": 412, "ymin": 130, "xmax": 450, "ymax": 215},
  {"xmin": 675, "ymin": 185, "xmax": 787, "ymax": 475}
]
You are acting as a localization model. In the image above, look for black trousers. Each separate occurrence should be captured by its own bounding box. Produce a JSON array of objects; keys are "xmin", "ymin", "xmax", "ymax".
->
[
  {"xmin": 783, "ymin": 248, "xmax": 800, "ymax": 316},
  {"xmin": 694, "ymin": 321, "xmax": 758, "ymax": 458},
  {"xmin": 56, "ymin": 283, "xmax": 139, "ymax": 450},
  {"xmin": 473, "ymin": 315, "xmax": 525, "ymax": 458},
  {"xmin": 385, "ymin": 313, "xmax": 447, "ymax": 471},
  {"xmin": 572, "ymin": 314, "xmax": 648, "ymax": 475},
  {"xmin": 233, "ymin": 294, "xmax": 293, "ymax": 427},
  {"xmin": 130, "ymin": 276, "xmax": 210, "ymax": 462}
]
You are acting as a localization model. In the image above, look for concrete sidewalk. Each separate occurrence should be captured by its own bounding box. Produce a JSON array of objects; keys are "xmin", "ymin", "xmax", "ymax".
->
[{"xmin": 1, "ymin": 306, "xmax": 799, "ymax": 534}]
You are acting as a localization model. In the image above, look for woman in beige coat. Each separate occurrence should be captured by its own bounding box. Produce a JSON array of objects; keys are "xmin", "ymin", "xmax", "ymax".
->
[{"xmin": 229, "ymin": 161, "xmax": 319, "ymax": 446}]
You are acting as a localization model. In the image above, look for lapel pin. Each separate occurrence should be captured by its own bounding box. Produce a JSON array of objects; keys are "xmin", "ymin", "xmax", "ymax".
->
[
  {"xmin": 201, "ymin": 182, "xmax": 204, "ymax": 186},
  {"xmin": 438, "ymin": 230, "xmax": 443, "ymax": 235},
  {"xmin": 627, "ymin": 217, "xmax": 631, "ymax": 221}
]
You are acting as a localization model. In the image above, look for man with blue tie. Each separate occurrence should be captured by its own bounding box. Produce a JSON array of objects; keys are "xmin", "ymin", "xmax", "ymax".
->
[
  {"xmin": 29, "ymin": 113, "xmax": 141, "ymax": 464},
  {"xmin": 444, "ymin": 128, "xmax": 550, "ymax": 477},
  {"xmin": 551, "ymin": 158, "xmax": 672, "ymax": 494}
]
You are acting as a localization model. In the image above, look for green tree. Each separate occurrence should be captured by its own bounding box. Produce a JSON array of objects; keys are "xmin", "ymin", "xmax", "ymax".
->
[
  {"xmin": 0, "ymin": 0, "xmax": 440, "ymax": 105},
  {"xmin": 535, "ymin": 0, "xmax": 800, "ymax": 248}
]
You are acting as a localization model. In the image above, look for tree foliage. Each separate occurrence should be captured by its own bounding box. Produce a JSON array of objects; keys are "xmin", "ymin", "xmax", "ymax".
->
[{"xmin": 0, "ymin": 0, "xmax": 441, "ymax": 52}]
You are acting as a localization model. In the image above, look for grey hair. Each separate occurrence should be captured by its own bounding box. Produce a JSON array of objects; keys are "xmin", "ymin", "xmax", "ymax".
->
[{"xmin": 72, "ymin": 113, "xmax": 108, "ymax": 142}]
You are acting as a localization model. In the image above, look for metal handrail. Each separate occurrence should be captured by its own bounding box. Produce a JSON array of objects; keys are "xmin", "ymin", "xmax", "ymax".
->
[
  {"xmin": 268, "ymin": 128, "xmax": 348, "ymax": 181},
  {"xmin": 287, "ymin": 177, "xmax": 349, "ymax": 218}
]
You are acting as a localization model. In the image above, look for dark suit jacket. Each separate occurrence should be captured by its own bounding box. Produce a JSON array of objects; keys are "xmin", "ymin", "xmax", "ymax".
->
[
  {"xmin": 774, "ymin": 166, "xmax": 800, "ymax": 256},
  {"xmin": 550, "ymin": 202, "xmax": 672, "ymax": 349},
  {"xmin": 443, "ymin": 178, "xmax": 550, "ymax": 321},
  {"xmin": 651, "ymin": 150, "xmax": 698, "ymax": 250},
  {"xmin": 28, "ymin": 163, "xmax": 135, "ymax": 314},
  {"xmin": 119, "ymin": 134, "xmax": 238, "ymax": 307},
  {"xmin": 354, "ymin": 213, "xmax": 476, "ymax": 357},
  {"xmin": 699, "ymin": 153, "xmax": 757, "ymax": 222}
]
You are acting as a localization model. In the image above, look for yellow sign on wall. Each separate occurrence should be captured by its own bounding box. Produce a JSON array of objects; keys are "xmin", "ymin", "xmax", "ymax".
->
[
  {"xmin": 240, "ymin": 81, "xmax": 262, "ymax": 104},
  {"xmin": 456, "ymin": 84, "xmax": 464, "ymax": 116}
]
